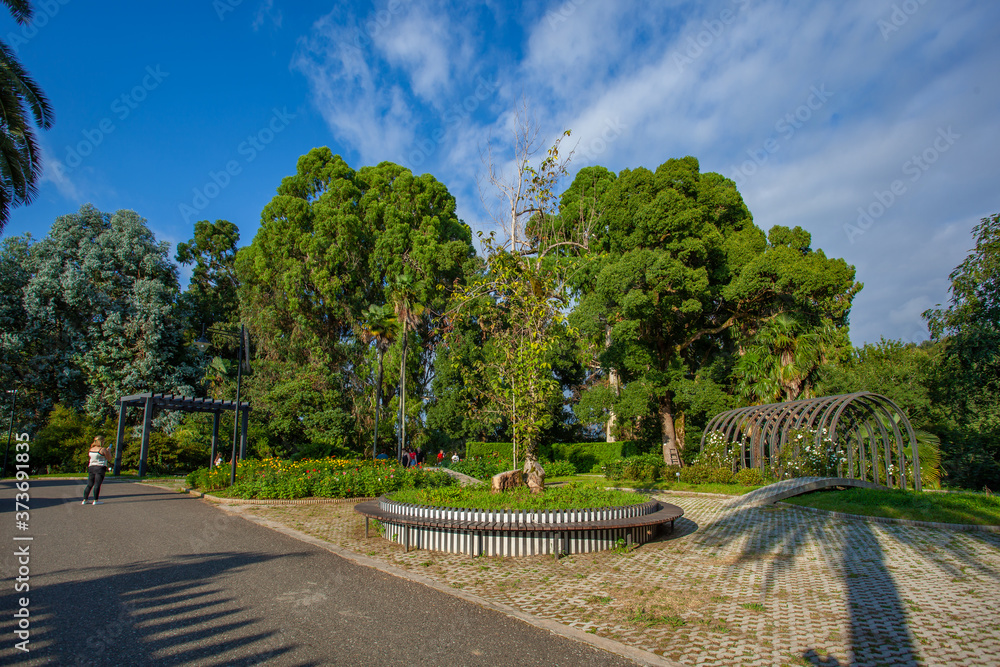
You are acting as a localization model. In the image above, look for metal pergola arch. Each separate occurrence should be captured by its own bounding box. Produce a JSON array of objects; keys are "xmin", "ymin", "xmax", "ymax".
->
[
  {"xmin": 113, "ymin": 392, "xmax": 250, "ymax": 478},
  {"xmin": 700, "ymin": 392, "xmax": 921, "ymax": 492}
]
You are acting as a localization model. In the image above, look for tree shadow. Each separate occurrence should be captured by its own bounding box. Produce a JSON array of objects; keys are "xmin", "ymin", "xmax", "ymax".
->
[
  {"xmin": 702, "ymin": 494, "xmax": 1000, "ymax": 666},
  {"xmin": 0, "ymin": 551, "xmax": 317, "ymax": 666}
]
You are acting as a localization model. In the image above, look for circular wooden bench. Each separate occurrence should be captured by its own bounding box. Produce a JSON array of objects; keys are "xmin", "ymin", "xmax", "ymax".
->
[{"xmin": 355, "ymin": 496, "xmax": 684, "ymax": 559}]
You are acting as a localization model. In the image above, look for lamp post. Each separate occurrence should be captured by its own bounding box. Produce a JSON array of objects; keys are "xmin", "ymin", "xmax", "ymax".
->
[
  {"xmin": 194, "ymin": 324, "xmax": 250, "ymax": 486},
  {"xmin": 2, "ymin": 389, "xmax": 17, "ymax": 479}
]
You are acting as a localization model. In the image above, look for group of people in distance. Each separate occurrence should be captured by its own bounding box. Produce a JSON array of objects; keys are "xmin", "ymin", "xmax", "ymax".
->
[{"xmin": 375, "ymin": 447, "xmax": 461, "ymax": 466}]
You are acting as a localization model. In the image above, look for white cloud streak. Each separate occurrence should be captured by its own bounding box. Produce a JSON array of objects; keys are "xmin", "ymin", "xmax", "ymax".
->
[{"xmin": 293, "ymin": 0, "xmax": 1000, "ymax": 344}]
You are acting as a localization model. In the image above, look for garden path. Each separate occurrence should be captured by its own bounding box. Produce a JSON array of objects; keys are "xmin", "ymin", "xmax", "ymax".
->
[{"xmin": 236, "ymin": 489, "xmax": 1000, "ymax": 666}]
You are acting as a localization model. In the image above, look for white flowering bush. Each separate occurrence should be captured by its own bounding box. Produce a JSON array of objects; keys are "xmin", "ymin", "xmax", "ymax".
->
[
  {"xmin": 696, "ymin": 431, "xmax": 741, "ymax": 471},
  {"xmin": 865, "ymin": 457, "xmax": 913, "ymax": 488},
  {"xmin": 774, "ymin": 427, "xmax": 846, "ymax": 479}
]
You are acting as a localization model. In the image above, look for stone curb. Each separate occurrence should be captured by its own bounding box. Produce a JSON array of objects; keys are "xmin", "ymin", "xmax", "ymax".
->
[
  {"xmin": 776, "ymin": 501, "xmax": 1000, "ymax": 533},
  {"xmin": 198, "ymin": 491, "xmax": 375, "ymax": 506},
  {"xmin": 218, "ymin": 503, "xmax": 684, "ymax": 667}
]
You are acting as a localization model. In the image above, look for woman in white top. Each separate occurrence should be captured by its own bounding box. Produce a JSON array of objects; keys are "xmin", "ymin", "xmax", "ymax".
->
[{"xmin": 82, "ymin": 436, "xmax": 112, "ymax": 505}]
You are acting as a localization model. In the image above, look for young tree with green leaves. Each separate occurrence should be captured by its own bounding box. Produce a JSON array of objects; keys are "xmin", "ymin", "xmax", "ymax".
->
[{"xmin": 445, "ymin": 117, "xmax": 587, "ymax": 491}]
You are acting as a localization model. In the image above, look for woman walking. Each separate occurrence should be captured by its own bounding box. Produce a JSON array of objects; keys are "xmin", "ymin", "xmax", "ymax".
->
[{"xmin": 82, "ymin": 436, "xmax": 112, "ymax": 505}]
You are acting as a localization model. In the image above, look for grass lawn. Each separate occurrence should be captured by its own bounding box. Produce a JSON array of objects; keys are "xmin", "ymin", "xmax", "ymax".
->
[
  {"xmin": 543, "ymin": 474, "xmax": 763, "ymax": 496},
  {"xmin": 782, "ymin": 487, "xmax": 1000, "ymax": 526}
]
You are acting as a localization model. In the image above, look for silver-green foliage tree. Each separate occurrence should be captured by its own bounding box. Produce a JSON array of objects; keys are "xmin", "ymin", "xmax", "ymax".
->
[{"xmin": 1, "ymin": 205, "xmax": 191, "ymax": 424}]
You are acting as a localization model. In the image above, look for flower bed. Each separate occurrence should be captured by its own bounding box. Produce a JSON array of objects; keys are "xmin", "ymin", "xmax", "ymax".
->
[
  {"xmin": 357, "ymin": 483, "xmax": 682, "ymax": 557},
  {"xmin": 186, "ymin": 457, "xmax": 456, "ymax": 500},
  {"xmin": 390, "ymin": 482, "xmax": 646, "ymax": 511}
]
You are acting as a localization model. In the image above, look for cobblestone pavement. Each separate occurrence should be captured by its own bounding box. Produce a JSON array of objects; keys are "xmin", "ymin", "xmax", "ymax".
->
[{"xmin": 231, "ymin": 493, "xmax": 1000, "ymax": 667}]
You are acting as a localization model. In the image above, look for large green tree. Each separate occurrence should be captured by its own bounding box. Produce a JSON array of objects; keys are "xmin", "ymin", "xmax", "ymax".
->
[
  {"xmin": 568, "ymin": 157, "xmax": 860, "ymax": 464},
  {"xmin": 0, "ymin": 0, "xmax": 53, "ymax": 232},
  {"xmin": 923, "ymin": 213, "xmax": 1000, "ymax": 488},
  {"xmin": 1, "ymin": 205, "xmax": 192, "ymax": 425},
  {"xmin": 175, "ymin": 219, "xmax": 241, "ymax": 329},
  {"xmin": 237, "ymin": 148, "xmax": 475, "ymax": 456}
]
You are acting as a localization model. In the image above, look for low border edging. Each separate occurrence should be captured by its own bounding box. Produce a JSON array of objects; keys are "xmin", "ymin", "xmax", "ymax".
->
[
  {"xmin": 197, "ymin": 491, "xmax": 375, "ymax": 506},
  {"xmin": 777, "ymin": 502, "xmax": 1000, "ymax": 533}
]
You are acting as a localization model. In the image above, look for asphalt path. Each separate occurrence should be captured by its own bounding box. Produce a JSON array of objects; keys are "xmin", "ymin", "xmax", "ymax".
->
[{"xmin": 0, "ymin": 478, "xmax": 638, "ymax": 666}]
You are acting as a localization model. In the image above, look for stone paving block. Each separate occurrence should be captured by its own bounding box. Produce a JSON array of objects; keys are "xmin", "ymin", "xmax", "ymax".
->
[{"xmin": 239, "ymin": 491, "xmax": 1000, "ymax": 667}]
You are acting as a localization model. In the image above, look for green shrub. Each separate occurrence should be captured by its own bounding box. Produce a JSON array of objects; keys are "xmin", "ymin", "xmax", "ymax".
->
[
  {"xmin": 465, "ymin": 442, "xmax": 513, "ymax": 459},
  {"xmin": 392, "ymin": 482, "xmax": 647, "ymax": 510},
  {"xmin": 734, "ymin": 467, "xmax": 766, "ymax": 486},
  {"xmin": 546, "ymin": 441, "xmax": 643, "ymax": 473},
  {"xmin": 775, "ymin": 427, "xmax": 845, "ymax": 478},
  {"xmin": 542, "ymin": 459, "xmax": 577, "ymax": 477},
  {"xmin": 679, "ymin": 465, "xmax": 734, "ymax": 484},
  {"xmin": 696, "ymin": 430, "xmax": 740, "ymax": 470},
  {"xmin": 603, "ymin": 453, "xmax": 674, "ymax": 484},
  {"xmin": 450, "ymin": 454, "xmax": 512, "ymax": 480},
  {"xmin": 188, "ymin": 457, "xmax": 457, "ymax": 499},
  {"xmin": 32, "ymin": 404, "xmax": 112, "ymax": 473},
  {"xmin": 465, "ymin": 441, "xmax": 645, "ymax": 474},
  {"xmin": 119, "ymin": 432, "xmax": 208, "ymax": 475}
]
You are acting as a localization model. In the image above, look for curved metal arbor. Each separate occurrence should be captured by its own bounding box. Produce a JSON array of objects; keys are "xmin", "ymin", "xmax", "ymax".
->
[{"xmin": 700, "ymin": 392, "xmax": 921, "ymax": 492}]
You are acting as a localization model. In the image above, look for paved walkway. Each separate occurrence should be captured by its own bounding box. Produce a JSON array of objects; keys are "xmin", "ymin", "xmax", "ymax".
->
[
  {"xmin": 0, "ymin": 479, "xmax": 638, "ymax": 666},
  {"xmin": 233, "ymin": 491, "xmax": 1000, "ymax": 667}
]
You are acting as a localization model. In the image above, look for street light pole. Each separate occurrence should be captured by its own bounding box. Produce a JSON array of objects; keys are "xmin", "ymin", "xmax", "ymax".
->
[
  {"xmin": 194, "ymin": 323, "xmax": 250, "ymax": 487},
  {"xmin": 2, "ymin": 389, "xmax": 17, "ymax": 478},
  {"xmin": 229, "ymin": 323, "xmax": 244, "ymax": 487}
]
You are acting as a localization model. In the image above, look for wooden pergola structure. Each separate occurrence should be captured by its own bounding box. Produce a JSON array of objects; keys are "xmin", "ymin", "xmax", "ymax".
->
[
  {"xmin": 113, "ymin": 392, "xmax": 250, "ymax": 477},
  {"xmin": 700, "ymin": 392, "xmax": 922, "ymax": 492}
]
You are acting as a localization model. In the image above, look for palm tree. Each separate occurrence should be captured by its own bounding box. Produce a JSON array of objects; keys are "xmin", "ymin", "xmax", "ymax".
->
[
  {"xmin": 391, "ymin": 276, "xmax": 423, "ymax": 460},
  {"xmin": 359, "ymin": 303, "xmax": 396, "ymax": 459},
  {"xmin": 0, "ymin": 0, "xmax": 54, "ymax": 233},
  {"xmin": 735, "ymin": 313, "xmax": 839, "ymax": 403}
]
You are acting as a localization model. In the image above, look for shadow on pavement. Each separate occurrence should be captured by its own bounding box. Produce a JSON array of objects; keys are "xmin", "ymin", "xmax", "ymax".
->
[
  {"xmin": 709, "ymin": 501, "xmax": 921, "ymax": 666},
  {"xmin": 0, "ymin": 551, "xmax": 316, "ymax": 667}
]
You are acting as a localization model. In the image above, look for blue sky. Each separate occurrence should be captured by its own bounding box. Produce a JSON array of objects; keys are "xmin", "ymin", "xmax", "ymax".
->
[{"xmin": 4, "ymin": 0, "xmax": 998, "ymax": 345}]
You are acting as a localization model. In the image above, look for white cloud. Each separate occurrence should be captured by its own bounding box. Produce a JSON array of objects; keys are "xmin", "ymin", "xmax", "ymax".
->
[
  {"xmin": 374, "ymin": 7, "xmax": 454, "ymax": 102},
  {"xmin": 291, "ymin": 0, "xmax": 999, "ymax": 344},
  {"xmin": 252, "ymin": 0, "xmax": 282, "ymax": 31},
  {"xmin": 39, "ymin": 148, "xmax": 81, "ymax": 201}
]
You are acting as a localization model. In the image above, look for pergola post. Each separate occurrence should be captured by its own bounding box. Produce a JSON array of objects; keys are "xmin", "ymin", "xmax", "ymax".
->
[
  {"xmin": 113, "ymin": 400, "xmax": 127, "ymax": 476},
  {"xmin": 138, "ymin": 395, "xmax": 154, "ymax": 478}
]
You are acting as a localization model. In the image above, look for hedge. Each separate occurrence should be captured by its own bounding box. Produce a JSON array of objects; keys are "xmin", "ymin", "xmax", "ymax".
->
[
  {"xmin": 465, "ymin": 441, "xmax": 513, "ymax": 459},
  {"xmin": 465, "ymin": 441, "xmax": 644, "ymax": 473}
]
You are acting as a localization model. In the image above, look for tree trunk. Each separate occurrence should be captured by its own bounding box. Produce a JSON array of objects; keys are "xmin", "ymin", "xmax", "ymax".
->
[
  {"xmin": 523, "ymin": 456, "xmax": 545, "ymax": 494},
  {"xmin": 606, "ymin": 367, "xmax": 621, "ymax": 443},
  {"xmin": 675, "ymin": 411, "xmax": 686, "ymax": 453},
  {"xmin": 398, "ymin": 333, "xmax": 408, "ymax": 460},
  {"xmin": 660, "ymin": 393, "xmax": 682, "ymax": 467},
  {"xmin": 605, "ymin": 327, "xmax": 619, "ymax": 442},
  {"xmin": 373, "ymin": 349, "xmax": 384, "ymax": 458}
]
